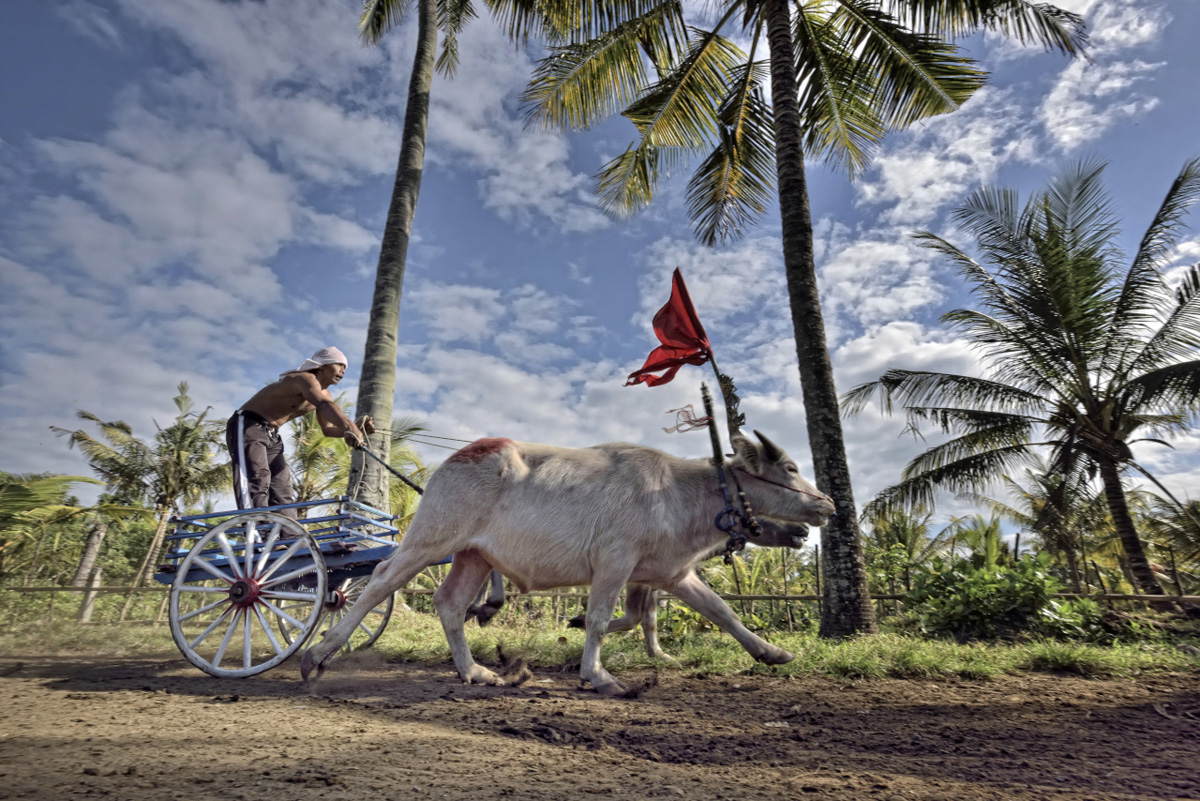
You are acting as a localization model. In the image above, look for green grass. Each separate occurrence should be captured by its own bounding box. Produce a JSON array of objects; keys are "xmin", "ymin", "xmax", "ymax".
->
[{"xmin": 2, "ymin": 606, "xmax": 1197, "ymax": 680}]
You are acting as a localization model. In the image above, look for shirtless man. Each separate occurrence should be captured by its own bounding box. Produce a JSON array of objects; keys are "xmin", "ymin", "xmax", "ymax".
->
[{"xmin": 226, "ymin": 346, "xmax": 373, "ymax": 518}]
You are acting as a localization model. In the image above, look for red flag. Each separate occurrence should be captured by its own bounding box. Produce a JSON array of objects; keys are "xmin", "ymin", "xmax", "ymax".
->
[{"xmin": 625, "ymin": 268, "xmax": 712, "ymax": 387}]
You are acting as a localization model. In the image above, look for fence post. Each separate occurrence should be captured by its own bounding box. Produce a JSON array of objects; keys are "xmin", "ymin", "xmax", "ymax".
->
[{"xmin": 814, "ymin": 546, "xmax": 823, "ymax": 617}]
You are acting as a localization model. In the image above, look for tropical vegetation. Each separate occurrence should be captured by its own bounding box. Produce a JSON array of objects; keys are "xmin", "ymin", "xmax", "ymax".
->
[{"xmin": 844, "ymin": 159, "xmax": 1200, "ymax": 601}]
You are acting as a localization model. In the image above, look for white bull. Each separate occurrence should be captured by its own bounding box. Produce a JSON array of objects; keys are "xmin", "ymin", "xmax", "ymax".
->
[
  {"xmin": 301, "ymin": 430, "xmax": 835, "ymax": 696},
  {"xmin": 472, "ymin": 516, "xmax": 812, "ymax": 659}
]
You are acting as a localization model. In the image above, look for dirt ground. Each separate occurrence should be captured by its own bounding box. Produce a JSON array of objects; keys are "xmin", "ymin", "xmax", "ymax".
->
[{"xmin": 1, "ymin": 651, "xmax": 1198, "ymax": 801}]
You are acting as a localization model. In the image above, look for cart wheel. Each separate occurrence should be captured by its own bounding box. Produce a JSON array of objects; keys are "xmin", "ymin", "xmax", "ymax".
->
[
  {"xmin": 278, "ymin": 576, "xmax": 394, "ymax": 653},
  {"xmin": 168, "ymin": 512, "xmax": 327, "ymax": 678}
]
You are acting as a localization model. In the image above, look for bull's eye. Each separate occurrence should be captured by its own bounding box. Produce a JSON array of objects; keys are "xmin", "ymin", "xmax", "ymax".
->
[{"xmin": 785, "ymin": 464, "xmax": 798, "ymax": 474}]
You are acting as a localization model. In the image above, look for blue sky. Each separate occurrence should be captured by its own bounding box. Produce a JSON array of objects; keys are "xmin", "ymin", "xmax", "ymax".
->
[{"xmin": 2, "ymin": 0, "xmax": 1197, "ymax": 520}]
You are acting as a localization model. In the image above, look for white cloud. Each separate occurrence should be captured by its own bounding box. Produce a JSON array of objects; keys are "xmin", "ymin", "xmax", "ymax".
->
[
  {"xmin": 424, "ymin": 22, "xmax": 609, "ymax": 234},
  {"xmin": 1039, "ymin": 59, "xmax": 1163, "ymax": 151},
  {"xmin": 408, "ymin": 283, "xmax": 505, "ymax": 345},
  {"xmin": 857, "ymin": 87, "xmax": 1039, "ymax": 226},
  {"xmin": 56, "ymin": 0, "xmax": 124, "ymax": 48},
  {"xmin": 820, "ymin": 240, "xmax": 943, "ymax": 331},
  {"xmin": 636, "ymin": 236, "xmax": 785, "ymax": 326}
]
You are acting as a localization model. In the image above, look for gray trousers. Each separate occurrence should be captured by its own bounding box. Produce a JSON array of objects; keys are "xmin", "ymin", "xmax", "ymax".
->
[{"xmin": 226, "ymin": 411, "xmax": 297, "ymax": 519}]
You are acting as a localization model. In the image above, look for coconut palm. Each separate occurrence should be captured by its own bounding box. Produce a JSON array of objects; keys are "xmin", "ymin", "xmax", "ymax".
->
[
  {"xmin": 1138, "ymin": 494, "xmax": 1200, "ymax": 594},
  {"xmin": 956, "ymin": 459, "xmax": 1109, "ymax": 591},
  {"xmin": 523, "ymin": 0, "xmax": 1085, "ymax": 636},
  {"xmin": 347, "ymin": 0, "xmax": 584, "ymax": 511},
  {"xmin": 0, "ymin": 473, "xmax": 98, "ymax": 582},
  {"xmin": 843, "ymin": 159, "xmax": 1200, "ymax": 599},
  {"xmin": 863, "ymin": 504, "xmax": 950, "ymax": 567},
  {"xmin": 50, "ymin": 383, "xmax": 229, "ymax": 604}
]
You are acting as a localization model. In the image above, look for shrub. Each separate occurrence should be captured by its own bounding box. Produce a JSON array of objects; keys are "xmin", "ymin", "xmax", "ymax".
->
[{"xmin": 905, "ymin": 552, "xmax": 1066, "ymax": 640}]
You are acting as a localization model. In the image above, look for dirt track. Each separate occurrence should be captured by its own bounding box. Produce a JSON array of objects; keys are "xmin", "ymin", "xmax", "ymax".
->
[{"xmin": 1, "ymin": 652, "xmax": 1198, "ymax": 800}]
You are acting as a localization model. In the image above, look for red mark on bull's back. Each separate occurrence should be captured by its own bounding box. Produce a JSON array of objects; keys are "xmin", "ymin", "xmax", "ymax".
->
[{"xmin": 446, "ymin": 438, "xmax": 514, "ymax": 464}]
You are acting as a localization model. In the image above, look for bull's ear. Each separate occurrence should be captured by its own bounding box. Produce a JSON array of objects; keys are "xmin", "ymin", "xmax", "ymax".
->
[
  {"xmin": 754, "ymin": 430, "xmax": 785, "ymax": 463},
  {"xmin": 730, "ymin": 431, "xmax": 762, "ymax": 472}
]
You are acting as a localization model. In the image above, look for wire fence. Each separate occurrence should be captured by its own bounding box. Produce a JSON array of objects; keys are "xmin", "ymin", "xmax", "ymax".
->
[{"xmin": 3, "ymin": 584, "xmax": 1196, "ymax": 631}]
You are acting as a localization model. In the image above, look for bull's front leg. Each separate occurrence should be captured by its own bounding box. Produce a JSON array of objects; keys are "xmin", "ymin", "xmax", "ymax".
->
[
  {"xmin": 665, "ymin": 572, "xmax": 794, "ymax": 664},
  {"xmin": 580, "ymin": 570, "xmax": 634, "ymax": 696},
  {"xmin": 435, "ymin": 550, "xmax": 505, "ymax": 687}
]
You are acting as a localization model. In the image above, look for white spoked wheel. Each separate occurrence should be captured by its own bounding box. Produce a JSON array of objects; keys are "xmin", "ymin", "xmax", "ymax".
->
[
  {"xmin": 278, "ymin": 576, "xmax": 394, "ymax": 654},
  {"xmin": 168, "ymin": 512, "xmax": 327, "ymax": 678}
]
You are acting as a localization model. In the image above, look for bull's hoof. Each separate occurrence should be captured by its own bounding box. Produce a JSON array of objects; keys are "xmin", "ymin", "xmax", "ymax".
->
[
  {"xmin": 756, "ymin": 647, "xmax": 795, "ymax": 665},
  {"xmin": 299, "ymin": 649, "xmax": 326, "ymax": 686},
  {"xmin": 592, "ymin": 678, "xmax": 631, "ymax": 697},
  {"xmin": 460, "ymin": 664, "xmax": 504, "ymax": 686},
  {"xmin": 648, "ymin": 650, "xmax": 679, "ymax": 665},
  {"xmin": 475, "ymin": 601, "xmax": 504, "ymax": 627}
]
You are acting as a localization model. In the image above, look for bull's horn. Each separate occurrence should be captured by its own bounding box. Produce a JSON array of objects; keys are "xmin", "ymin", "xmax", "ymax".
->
[{"xmin": 754, "ymin": 430, "xmax": 784, "ymax": 462}]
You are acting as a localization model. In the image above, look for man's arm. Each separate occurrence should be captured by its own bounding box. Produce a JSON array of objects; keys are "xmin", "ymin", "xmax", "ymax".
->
[{"xmin": 296, "ymin": 375, "xmax": 366, "ymax": 447}]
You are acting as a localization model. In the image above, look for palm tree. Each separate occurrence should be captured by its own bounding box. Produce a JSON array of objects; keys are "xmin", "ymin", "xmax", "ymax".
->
[
  {"xmin": 843, "ymin": 159, "xmax": 1200, "ymax": 600},
  {"xmin": 51, "ymin": 383, "xmax": 229, "ymax": 604},
  {"xmin": 0, "ymin": 473, "xmax": 98, "ymax": 582},
  {"xmin": 863, "ymin": 504, "xmax": 950, "ymax": 566},
  {"xmin": 1139, "ymin": 494, "xmax": 1200, "ymax": 594},
  {"xmin": 956, "ymin": 459, "xmax": 1108, "ymax": 591},
  {"xmin": 523, "ymin": 0, "xmax": 1086, "ymax": 636},
  {"xmin": 347, "ymin": 0, "xmax": 581, "ymax": 511},
  {"xmin": 945, "ymin": 513, "xmax": 1011, "ymax": 567}
]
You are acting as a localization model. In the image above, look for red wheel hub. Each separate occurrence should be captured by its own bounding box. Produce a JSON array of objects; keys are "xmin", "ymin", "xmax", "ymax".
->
[
  {"xmin": 324, "ymin": 588, "xmax": 347, "ymax": 612},
  {"xmin": 228, "ymin": 578, "xmax": 262, "ymax": 609}
]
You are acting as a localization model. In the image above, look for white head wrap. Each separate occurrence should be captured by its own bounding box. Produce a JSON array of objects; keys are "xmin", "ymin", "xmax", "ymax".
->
[{"xmin": 281, "ymin": 346, "xmax": 348, "ymax": 378}]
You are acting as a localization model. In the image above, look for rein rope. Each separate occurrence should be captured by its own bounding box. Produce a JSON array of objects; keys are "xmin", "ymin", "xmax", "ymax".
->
[
  {"xmin": 700, "ymin": 383, "xmax": 762, "ymax": 565},
  {"xmin": 734, "ymin": 466, "xmax": 833, "ymax": 502}
]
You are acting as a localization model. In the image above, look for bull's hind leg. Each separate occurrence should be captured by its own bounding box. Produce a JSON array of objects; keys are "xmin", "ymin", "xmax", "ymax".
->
[
  {"xmin": 580, "ymin": 570, "xmax": 634, "ymax": 696},
  {"xmin": 435, "ymin": 550, "xmax": 505, "ymax": 686},
  {"xmin": 625, "ymin": 585, "xmax": 675, "ymax": 662},
  {"xmin": 300, "ymin": 542, "xmax": 445, "ymax": 683},
  {"xmin": 465, "ymin": 569, "xmax": 505, "ymax": 627},
  {"xmin": 664, "ymin": 572, "xmax": 794, "ymax": 664}
]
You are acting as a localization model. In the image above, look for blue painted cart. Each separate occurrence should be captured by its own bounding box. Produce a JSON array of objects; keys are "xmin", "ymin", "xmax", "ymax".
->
[{"xmin": 153, "ymin": 497, "xmax": 423, "ymax": 678}]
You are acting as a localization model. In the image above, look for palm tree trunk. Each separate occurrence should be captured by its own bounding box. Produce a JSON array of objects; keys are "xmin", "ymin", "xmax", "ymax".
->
[
  {"xmin": 1063, "ymin": 543, "xmax": 1083, "ymax": 593},
  {"xmin": 70, "ymin": 517, "xmax": 107, "ymax": 593},
  {"xmin": 348, "ymin": 0, "xmax": 438, "ymax": 512},
  {"xmin": 118, "ymin": 506, "xmax": 171, "ymax": 621},
  {"xmin": 762, "ymin": 0, "xmax": 876, "ymax": 637},
  {"xmin": 1097, "ymin": 460, "xmax": 1167, "ymax": 602}
]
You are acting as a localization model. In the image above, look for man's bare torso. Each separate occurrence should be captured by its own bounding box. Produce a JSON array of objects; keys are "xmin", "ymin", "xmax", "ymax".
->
[{"xmin": 239, "ymin": 374, "xmax": 320, "ymax": 429}]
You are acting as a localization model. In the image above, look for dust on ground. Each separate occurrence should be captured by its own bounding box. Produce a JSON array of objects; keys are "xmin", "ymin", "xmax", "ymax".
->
[{"xmin": 1, "ymin": 650, "xmax": 1197, "ymax": 800}]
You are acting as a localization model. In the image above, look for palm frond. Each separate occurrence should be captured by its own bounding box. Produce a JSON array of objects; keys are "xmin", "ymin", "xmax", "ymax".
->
[
  {"xmin": 360, "ymin": 0, "xmax": 412, "ymax": 45},
  {"xmin": 1122, "ymin": 268, "xmax": 1200, "ymax": 377},
  {"xmin": 901, "ymin": 417, "xmax": 1036, "ymax": 476},
  {"xmin": 791, "ymin": 3, "xmax": 887, "ymax": 176},
  {"xmin": 830, "ymin": 0, "xmax": 986, "ymax": 132},
  {"xmin": 686, "ymin": 57, "xmax": 776, "ymax": 244},
  {"xmin": 841, "ymin": 369, "xmax": 1045, "ymax": 418},
  {"xmin": 489, "ymin": 0, "xmax": 681, "ymax": 45},
  {"xmin": 522, "ymin": 7, "xmax": 678, "ymax": 131},
  {"xmin": 1129, "ymin": 157, "xmax": 1200, "ymax": 275},
  {"xmin": 892, "ymin": 0, "xmax": 1088, "ymax": 56},
  {"xmin": 1120, "ymin": 360, "xmax": 1200, "ymax": 413},
  {"xmin": 865, "ymin": 443, "xmax": 1037, "ymax": 516}
]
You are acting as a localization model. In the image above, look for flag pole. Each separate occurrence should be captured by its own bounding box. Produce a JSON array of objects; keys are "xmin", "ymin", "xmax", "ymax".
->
[{"xmin": 706, "ymin": 352, "xmax": 744, "ymax": 438}]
